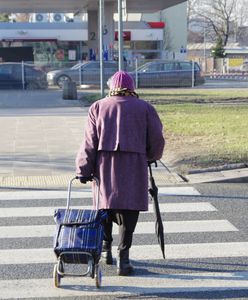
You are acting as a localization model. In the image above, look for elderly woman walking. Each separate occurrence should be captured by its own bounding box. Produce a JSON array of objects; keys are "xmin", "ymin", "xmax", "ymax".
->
[{"xmin": 76, "ymin": 71, "xmax": 165, "ymax": 276}]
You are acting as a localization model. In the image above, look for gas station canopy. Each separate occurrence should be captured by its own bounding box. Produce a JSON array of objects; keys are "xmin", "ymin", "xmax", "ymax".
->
[{"xmin": 0, "ymin": 0, "xmax": 187, "ymax": 13}]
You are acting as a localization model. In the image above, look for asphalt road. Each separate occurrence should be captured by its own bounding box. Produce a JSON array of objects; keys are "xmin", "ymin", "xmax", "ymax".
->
[
  {"xmin": 202, "ymin": 79, "xmax": 248, "ymax": 89},
  {"xmin": 0, "ymin": 182, "xmax": 247, "ymax": 299},
  {"xmin": 0, "ymin": 84, "xmax": 247, "ymax": 299},
  {"xmin": 0, "ymin": 78, "xmax": 247, "ymax": 110}
]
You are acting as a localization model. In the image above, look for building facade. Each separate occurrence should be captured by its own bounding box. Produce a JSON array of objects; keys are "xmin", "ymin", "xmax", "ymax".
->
[{"xmin": 0, "ymin": 3, "xmax": 187, "ymax": 65}]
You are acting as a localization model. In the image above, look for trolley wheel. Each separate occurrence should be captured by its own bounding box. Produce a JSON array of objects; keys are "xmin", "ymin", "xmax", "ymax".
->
[
  {"xmin": 90, "ymin": 264, "xmax": 95, "ymax": 279},
  {"xmin": 53, "ymin": 264, "xmax": 61, "ymax": 288},
  {"xmin": 95, "ymin": 264, "xmax": 102, "ymax": 288},
  {"xmin": 58, "ymin": 260, "xmax": 64, "ymax": 277}
]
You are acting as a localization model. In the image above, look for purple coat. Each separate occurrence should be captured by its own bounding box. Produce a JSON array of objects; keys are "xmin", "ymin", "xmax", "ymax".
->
[{"xmin": 76, "ymin": 95, "xmax": 165, "ymax": 211}]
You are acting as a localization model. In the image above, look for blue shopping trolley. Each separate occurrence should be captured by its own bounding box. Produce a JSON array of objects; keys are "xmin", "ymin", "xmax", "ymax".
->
[{"xmin": 53, "ymin": 176, "xmax": 107, "ymax": 288}]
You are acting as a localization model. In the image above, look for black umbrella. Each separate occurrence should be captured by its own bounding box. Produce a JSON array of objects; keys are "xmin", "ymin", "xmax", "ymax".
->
[{"xmin": 148, "ymin": 161, "xmax": 165, "ymax": 259}]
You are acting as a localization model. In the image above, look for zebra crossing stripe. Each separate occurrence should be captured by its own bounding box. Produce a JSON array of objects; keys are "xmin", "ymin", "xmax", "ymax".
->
[
  {"xmin": 0, "ymin": 220, "xmax": 238, "ymax": 239},
  {"xmin": 0, "ymin": 190, "xmax": 93, "ymax": 200},
  {"xmin": 0, "ymin": 272, "xmax": 248, "ymax": 299},
  {"xmin": 1, "ymin": 242, "xmax": 248, "ymax": 264},
  {"xmin": 159, "ymin": 186, "xmax": 200, "ymax": 195},
  {"xmin": 0, "ymin": 202, "xmax": 217, "ymax": 218},
  {"xmin": 0, "ymin": 186, "xmax": 200, "ymax": 201}
]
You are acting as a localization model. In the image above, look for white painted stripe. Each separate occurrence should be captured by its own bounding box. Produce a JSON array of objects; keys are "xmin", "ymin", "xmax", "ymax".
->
[
  {"xmin": 0, "ymin": 190, "xmax": 93, "ymax": 201},
  {"xmin": 1, "ymin": 242, "xmax": 248, "ymax": 264},
  {"xmin": 1, "ymin": 272, "xmax": 248, "ymax": 299},
  {"xmin": 0, "ymin": 202, "xmax": 217, "ymax": 218},
  {"xmin": 0, "ymin": 220, "xmax": 237, "ymax": 239},
  {"xmin": 164, "ymin": 219, "xmax": 238, "ymax": 233},
  {"xmin": 0, "ymin": 186, "xmax": 200, "ymax": 201},
  {"xmin": 159, "ymin": 186, "xmax": 200, "ymax": 195}
]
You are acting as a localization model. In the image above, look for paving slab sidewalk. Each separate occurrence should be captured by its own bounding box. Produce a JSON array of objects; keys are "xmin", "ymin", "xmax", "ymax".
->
[{"xmin": 0, "ymin": 93, "xmax": 182, "ymax": 190}]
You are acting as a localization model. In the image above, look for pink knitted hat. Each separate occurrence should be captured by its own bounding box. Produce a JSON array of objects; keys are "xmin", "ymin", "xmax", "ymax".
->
[{"xmin": 109, "ymin": 71, "xmax": 135, "ymax": 91}]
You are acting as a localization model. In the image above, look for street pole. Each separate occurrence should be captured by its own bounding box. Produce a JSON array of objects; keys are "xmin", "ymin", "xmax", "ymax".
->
[
  {"xmin": 192, "ymin": 60, "xmax": 195, "ymax": 88},
  {"xmin": 204, "ymin": 24, "xmax": 206, "ymax": 73},
  {"xmin": 99, "ymin": 0, "xmax": 104, "ymax": 97},
  {"xmin": 118, "ymin": 0, "xmax": 123, "ymax": 70}
]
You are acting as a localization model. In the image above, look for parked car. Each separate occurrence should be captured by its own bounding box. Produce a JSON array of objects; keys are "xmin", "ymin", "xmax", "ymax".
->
[
  {"xmin": 240, "ymin": 61, "xmax": 248, "ymax": 72},
  {"xmin": 0, "ymin": 62, "xmax": 48, "ymax": 90},
  {"xmin": 132, "ymin": 60, "xmax": 205, "ymax": 88},
  {"xmin": 47, "ymin": 61, "xmax": 118, "ymax": 88}
]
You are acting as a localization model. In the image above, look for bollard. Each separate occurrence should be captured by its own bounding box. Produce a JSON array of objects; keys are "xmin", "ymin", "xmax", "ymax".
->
[{"xmin": 62, "ymin": 81, "xmax": 78, "ymax": 100}]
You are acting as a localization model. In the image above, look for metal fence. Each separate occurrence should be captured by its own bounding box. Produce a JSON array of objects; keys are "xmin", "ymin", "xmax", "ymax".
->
[
  {"xmin": 42, "ymin": 58, "xmax": 201, "ymax": 89},
  {"xmin": 191, "ymin": 57, "xmax": 248, "ymax": 75},
  {"xmin": 1, "ymin": 57, "xmax": 247, "ymax": 91}
]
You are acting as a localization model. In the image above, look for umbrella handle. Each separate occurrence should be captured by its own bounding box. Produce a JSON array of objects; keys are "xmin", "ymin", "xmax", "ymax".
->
[
  {"xmin": 148, "ymin": 160, "xmax": 157, "ymax": 178},
  {"xmin": 148, "ymin": 161, "xmax": 157, "ymax": 168}
]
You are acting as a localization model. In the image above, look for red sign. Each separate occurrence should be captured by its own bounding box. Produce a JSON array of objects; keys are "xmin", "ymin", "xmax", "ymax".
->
[
  {"xmin": 147, "ymin": 22, "xmax": 165, "ymax": 28},
  {"xmin": 114, "ymin": 31, "xmax": 131, "ymax": 41}
]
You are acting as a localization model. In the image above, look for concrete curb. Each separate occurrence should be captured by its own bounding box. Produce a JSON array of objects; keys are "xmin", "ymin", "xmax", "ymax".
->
[
  {"xmin": 0, "ymin": 169, "xmax": 183, "ymax": 191},
  {"xmin": 1, "ymin": 168, "xmax": 247, "ymax": 190},
  {"xmin": 185, "ymin": 167, "xmax": 248, "ymax": 184},
  {"xmin": 187, "ymin": 163, "xmax": 248, "ymax": 174}
]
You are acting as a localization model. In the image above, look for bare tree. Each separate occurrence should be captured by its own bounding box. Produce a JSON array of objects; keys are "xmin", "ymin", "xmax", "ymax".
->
[
  {"xmin": 236, "ymin": 0, "xmax": 248, "ymax": 27},
  {"xmin": 187, "ymin": 0, "xmax": 198, "ymax": 29},
  {"xmin": 189, "ymin": 0, "xmax": 238, "ymax": 46}
]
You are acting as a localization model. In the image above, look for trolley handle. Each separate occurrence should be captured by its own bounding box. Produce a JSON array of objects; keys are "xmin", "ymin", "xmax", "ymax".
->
[
  {"xmin": 76, "ymin": 175, "xmax": 94, "ymax": 183},
  {"xmin": 66, "ymin": 176, "xmax": 100, "ymax": 210}
]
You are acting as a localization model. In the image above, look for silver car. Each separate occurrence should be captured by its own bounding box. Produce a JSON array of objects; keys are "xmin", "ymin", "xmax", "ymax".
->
[
  {"xmin": 133, "ymin": 60, "xmax": 205, "ymax": 87},
  {"xmin": 47, "ymin": 61, "xmax": 118, "ymax": 88},
  {"xmin": 240, "ymin": 61, "xmax": 248, "ymax": 72}
]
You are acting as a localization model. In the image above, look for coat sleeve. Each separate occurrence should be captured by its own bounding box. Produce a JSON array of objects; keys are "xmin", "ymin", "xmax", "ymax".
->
[
  {"xmin": 146, "ymin": 104, "xmax": 165, "ymax": 162},
  {"xmin": 75, "ymin": 105, "xmax": 99, "ymax": 176}
]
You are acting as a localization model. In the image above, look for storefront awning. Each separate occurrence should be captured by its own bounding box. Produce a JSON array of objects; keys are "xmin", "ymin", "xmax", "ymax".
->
[
  {"xmin": 0, "ymin": 0, "xmax": 187, "ymax": 13},
  {"xmin": 2, "ymin": 38, "xmax": 57, "ymax": 42}
]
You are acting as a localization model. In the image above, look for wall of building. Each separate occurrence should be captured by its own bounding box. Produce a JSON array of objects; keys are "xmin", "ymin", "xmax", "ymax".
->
[
  {"xmin": 0, "ymin": 4, "xmax": 187, "ymax": 62},
  {"xmin": 0, "ymin": 23, "xmax": 88, "ymax": 41},
  {"xmin": 141, "ymin": 2, "xmax": 187, "ymax": 55}
]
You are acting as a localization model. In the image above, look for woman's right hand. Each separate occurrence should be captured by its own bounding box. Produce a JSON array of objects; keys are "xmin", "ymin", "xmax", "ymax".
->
[{"xmin": 76, "ymin": 175, "xmax": 93, "ymax": 184}]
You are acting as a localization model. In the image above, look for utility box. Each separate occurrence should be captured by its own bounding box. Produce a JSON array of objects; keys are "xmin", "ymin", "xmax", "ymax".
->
[{"xmin": 62, "ymin": 81, "xmax": 77, "ymax": 100}]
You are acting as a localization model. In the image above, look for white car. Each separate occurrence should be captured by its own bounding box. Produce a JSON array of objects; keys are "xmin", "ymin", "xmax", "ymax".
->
[
  {"xmin": 47, "ymin": 61, "xmax": 118, "ymax": 88},
  {"xmin": 240, "ymin": 62, "xmax": 248, "ymax": 72}
]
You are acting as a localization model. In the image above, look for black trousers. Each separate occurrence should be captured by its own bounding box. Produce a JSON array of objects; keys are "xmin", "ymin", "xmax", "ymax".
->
[{"xmin": 103, "ymin": 209, "xmax": 139, "ymax": 251}]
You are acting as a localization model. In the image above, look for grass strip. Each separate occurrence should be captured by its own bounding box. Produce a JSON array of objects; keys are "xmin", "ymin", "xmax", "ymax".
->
[
  {"xmin": 82, "ymin": 89, "xmax": 248, "ymax": 171},
  {"xmin": 156, "ymin": 103, "xmax": 248, "ymax": 171}
]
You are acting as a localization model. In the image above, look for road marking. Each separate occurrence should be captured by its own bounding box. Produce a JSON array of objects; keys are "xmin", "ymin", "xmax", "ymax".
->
[
  {"xmin": 159, "ymin": 186, "xmax": 200, "ymax": 195},
  {"xmin": 0, "ymin": 184, "xmax": 245, "ymax": 298},
  {"xmin": 0, "ymin": 190, "xmax": 93, "ymax": 200},
  {"xmin": 1, "ymin": 242, "xmax": 248, "ymax": 264},
  {"xmin": 1, "ymin": 272, "xmax": 248, "ymax": 299},
  {"xmin": 0, "ymin": 202, "xmax": 217, "ymax": 218},
  {"xmin": 0, "ymin": 220, "xmax": 237, "ymax": 239},
  {"xmin": 0, "ymin": 186, "xmax": 200, "ymax": 201}
]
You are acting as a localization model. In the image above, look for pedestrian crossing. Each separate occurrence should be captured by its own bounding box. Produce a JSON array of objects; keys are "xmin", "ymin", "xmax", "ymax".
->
[
  {"xmin": 0, "ymin": 202, "xmax": 217, "ymax": 218},
  {"xmin": 0, "ymin": 219, "xmax": 238, "ymax": 239},
  {"xmin": 0, "ymin": 186, "xmax": 247, "ymax": 298},
  {"xmin": 0, "ymin": 186, "xmax": 201, "ymax": 201}
]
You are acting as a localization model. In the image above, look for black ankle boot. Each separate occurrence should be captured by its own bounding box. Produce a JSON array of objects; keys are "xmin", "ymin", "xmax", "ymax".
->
[
  {"xmin": 101, "ymin": 241, "xmax": 113, "ymax": 265},
  {"xmin": 117, "ymin": 249, "xmax": 134, "ymax": 276}
]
